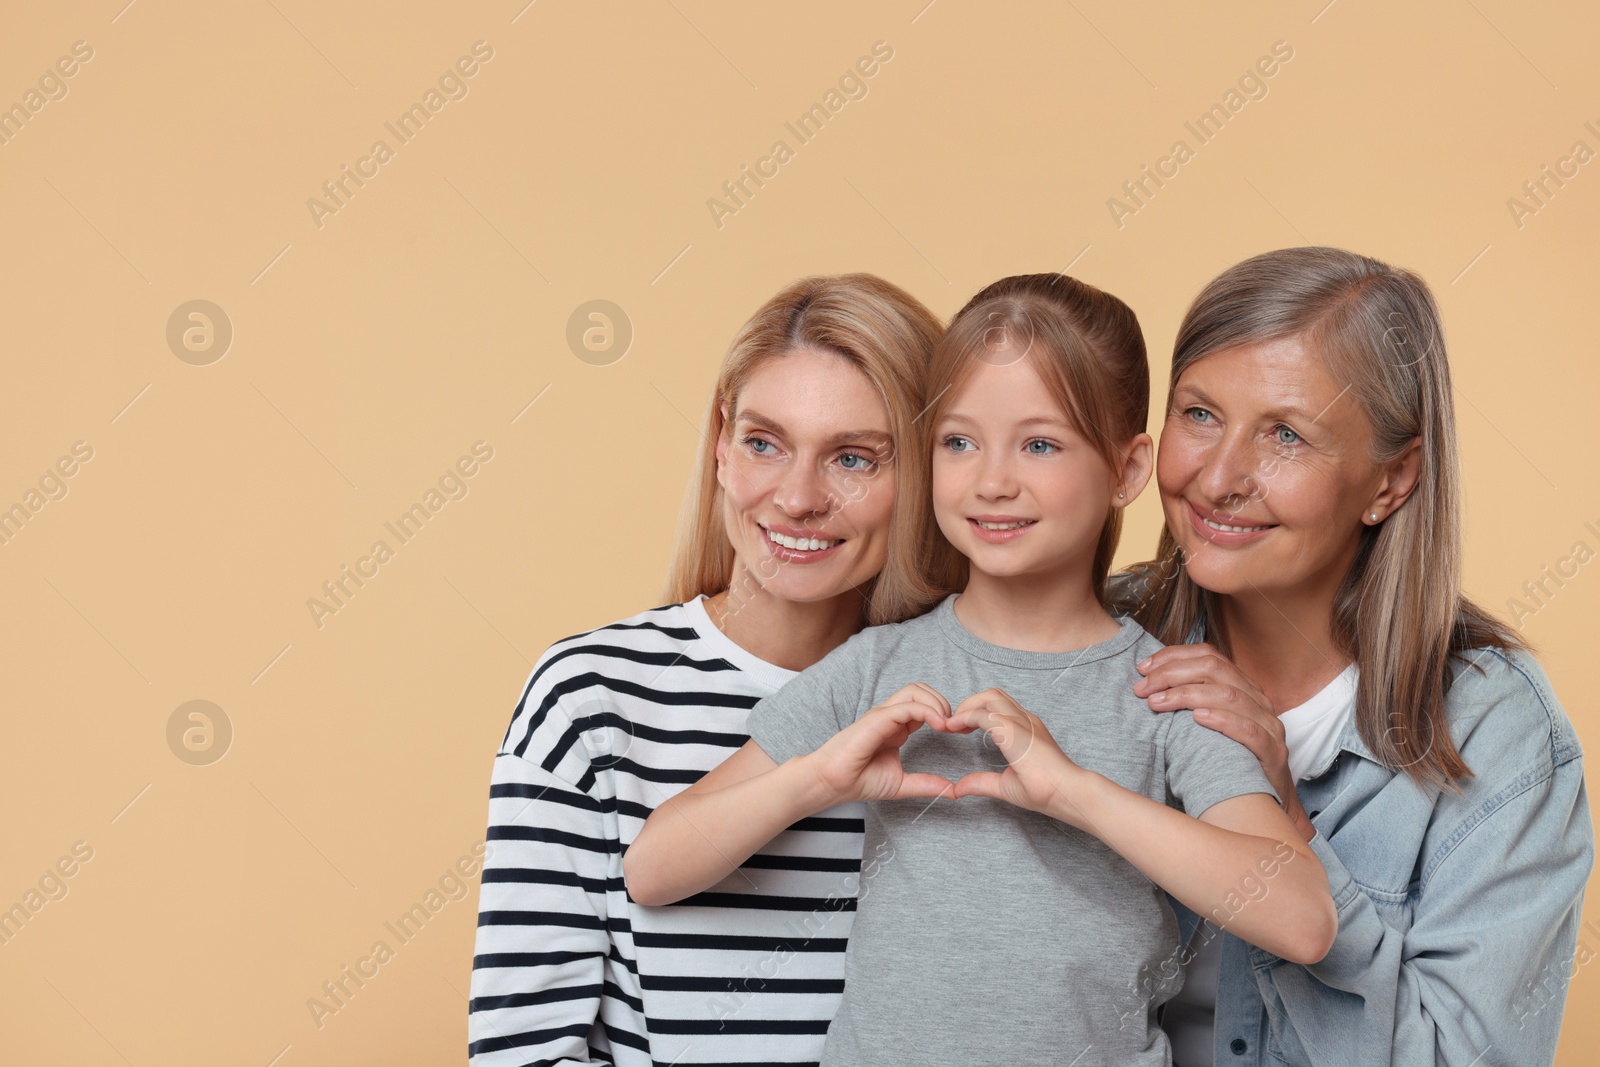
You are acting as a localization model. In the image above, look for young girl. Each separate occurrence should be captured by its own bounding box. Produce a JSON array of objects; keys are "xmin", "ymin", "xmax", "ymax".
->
[{"xmin": 624, "ymin": 274, "xmax": 1336, "ymax": 1067}]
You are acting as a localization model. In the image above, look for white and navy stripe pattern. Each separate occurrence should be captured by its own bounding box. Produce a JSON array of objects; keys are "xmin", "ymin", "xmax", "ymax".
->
[{"xmin": 468, "ymin": 595, "xmax": 864, "ymax": 1067}]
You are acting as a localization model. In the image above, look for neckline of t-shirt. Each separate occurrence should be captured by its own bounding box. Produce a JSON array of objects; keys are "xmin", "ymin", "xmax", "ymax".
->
[
  {"xmin": 1279, "ymin": 662, "xmax": 1358, "ymax": 724},
  {"xmin": 1280, "ymin": 663, "xmax": 1359, "ymax": 781},
  {"xmin": 935, "ymin": 591, "xmax": 1145, "ymax": 669},
  {"xmin": 681, "ymin": 594, "xmax": 798, "ymax": 691}
]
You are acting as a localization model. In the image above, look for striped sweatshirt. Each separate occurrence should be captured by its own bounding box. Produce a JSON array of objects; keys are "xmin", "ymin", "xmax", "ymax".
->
[{"xmin": 468, "ymin": 594, "xmax": 866, "ymax": 1067}]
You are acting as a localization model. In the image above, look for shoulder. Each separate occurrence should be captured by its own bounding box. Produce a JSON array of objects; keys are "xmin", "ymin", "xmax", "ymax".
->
[
  {"xmin": 867, "ymin": 603, "xmax": 941, "ymax": 644},
  {"xmin": 526, "ymin": 599, "xmax": 700, "ymax": 694},
  {"xmin": 754, "ymin": 606, "xmax": 939, "ymax": 723},
  {"xmin": 547, "ymin": 599, "xmax": 701, "ymax": 654},
  {"xmin": 497, "ymin": 600, "xmax": 709, "ymax": 774},
  {"xmin": 1100, "ymin": 614, "xmax": 1166, "ymax": 680},
  {"xmin": 1443, "ymin": 644, "xmax": 1583, "ymax": 786},
  {"xmin": 1402, "ymin": 646, "xmax": 1592, "ymax": 891},
  {"xmin": 825, "ymin": 603, "xmax": 940, "ymax": 664},
  {"xmin": 1122, "ymin": 618, "xmax": 1166, "ymax": 660}
]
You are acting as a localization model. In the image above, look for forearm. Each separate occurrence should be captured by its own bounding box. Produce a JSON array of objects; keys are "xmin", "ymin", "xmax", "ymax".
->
[
  {"xmin": 625, "ymin": 756, "xmax": 833, "ymax": 905},
  {"xmin": 1056, "ymin": 773, "xmax": 1335, "ymax": 964}
]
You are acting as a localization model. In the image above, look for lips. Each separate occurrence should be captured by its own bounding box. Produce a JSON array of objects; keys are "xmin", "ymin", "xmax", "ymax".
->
[
  {"xmin": 758, "ymin": 523, "xmax": 846, "ymax": 559},
  {"xmin": 966, "ymin": 516, "xmax": 1036, "ymax": 544},
  {"xmin": 970, "ymin": 519, "xmax": 1035, "ymax": 530},
  {"xmin": 1184, "ymin": 500, "xmax": 1276, "ymax": 544}
]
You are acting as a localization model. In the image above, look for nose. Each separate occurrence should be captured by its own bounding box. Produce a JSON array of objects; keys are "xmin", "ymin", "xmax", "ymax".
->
[
  {"xmin": 1195, "ymin": 428, "xmax": 1263, "ymax": 508},
  {"xmin": 976, "ymin": 447, "xmax": 1019, "ymax": 500},
  {"xmin": 773, "ymin": 459, "xmax": 832, "ymax": 520}
]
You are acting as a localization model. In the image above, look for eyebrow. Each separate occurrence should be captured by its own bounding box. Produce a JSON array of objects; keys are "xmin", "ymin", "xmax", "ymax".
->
[
  {"xmin": 1171, "ymin": 383, "xmax": 1320, "ymax": 424},
  {"xmin": 736, "ymin": 411, "xmax": 893, "ymax": 449}
]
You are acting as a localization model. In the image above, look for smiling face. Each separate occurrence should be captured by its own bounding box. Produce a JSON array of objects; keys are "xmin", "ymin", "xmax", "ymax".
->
[
  {"xmin": 931, "ymin": 351, "xmax": 1128, "ymax": 584},
  {"xmin": 714, "ymin": 347, "xmax": 897, "ymax": 603},
  {"xmin": 1157, "ymin": 334, "xmax": 1400, "ymax": 603}
]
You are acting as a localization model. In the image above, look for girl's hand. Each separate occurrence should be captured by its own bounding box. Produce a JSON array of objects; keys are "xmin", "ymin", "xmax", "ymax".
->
[
  {"xmin": 1133, "ymin": 643, "xmax": 1316, "ymax": 841},
  {"xmin": 804, "ymin": 683, "xmax": 957, "ymax": 805},
  {"xmin": 946, "ymin": 689, "xmax": 1093, "ymax": 826}
]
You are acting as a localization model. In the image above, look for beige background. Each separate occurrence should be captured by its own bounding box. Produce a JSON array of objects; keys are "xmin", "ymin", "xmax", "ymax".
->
[{"xmin": 1, "ymin": 1, "xmax": 1595, "ymax": 1064}]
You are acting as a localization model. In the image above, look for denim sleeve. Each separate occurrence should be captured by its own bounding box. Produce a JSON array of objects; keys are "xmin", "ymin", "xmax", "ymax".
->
[{"xmin": 1247, "ymin": 754, "xmax": 1593, "ymax": 1067}]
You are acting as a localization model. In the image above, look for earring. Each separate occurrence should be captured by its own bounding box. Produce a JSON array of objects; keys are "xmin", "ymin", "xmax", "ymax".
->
[
  {"xmin": 1117, "ymin": 491, "xmax": 1124, "ymax": 498},
  {"xmin": 1370, "ymin": 512, "xmax": 1379, "ymax": 522}
]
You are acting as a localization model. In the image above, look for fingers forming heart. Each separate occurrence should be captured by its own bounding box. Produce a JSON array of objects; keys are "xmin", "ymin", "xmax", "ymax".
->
[
  {"xmin": 846, "ymin": 700, "xmax": 959, "ymax": 801},
  {"xmin": 948, "ymin": 688, "xmax": 1039, "ymax": 766},
  {"xmin": 849, "ymin": 687, "xmax": 1068, "ymax": 804}
]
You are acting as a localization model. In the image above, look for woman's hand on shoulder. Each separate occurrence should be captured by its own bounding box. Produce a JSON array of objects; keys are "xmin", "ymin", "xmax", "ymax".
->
[{"xmin": 1134, "ymin": 643, "xmax": 1316, "ymax": 841}]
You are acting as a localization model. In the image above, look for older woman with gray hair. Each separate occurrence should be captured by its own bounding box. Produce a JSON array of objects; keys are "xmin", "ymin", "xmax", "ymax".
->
[{"xmin": 1120, "ymin": 246, "xmax": 1592, "ymax": 1067}]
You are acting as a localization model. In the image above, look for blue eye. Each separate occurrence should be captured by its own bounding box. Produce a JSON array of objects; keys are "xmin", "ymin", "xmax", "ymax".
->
[
  {"xmin": 942, "ymin": 435, "xmax": 973, "ymax": 452},
  {"xmin": 1274, "ymin": 425, "xmax": 1301, "ymax": 446},
  {"xmin": 1186, "ymin": 407, "xmax": 1215, "ymax": 424},
  {"xmin": 839, "ymin": 452, "xmax": 877, "ymax": 472},
  {"xmin": 1025, "ymin": 439, "xmax": 1059, "ymax": 455},
  {"xmin": 742, "ymin": 435, "xmax": 775, "ymax": 455}
]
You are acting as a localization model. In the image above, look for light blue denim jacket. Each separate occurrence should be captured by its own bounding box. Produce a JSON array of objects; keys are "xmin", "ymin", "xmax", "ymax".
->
[{"xmin": 1170, "ymin": 646, "xmax": 1593, "ymax": 1066}]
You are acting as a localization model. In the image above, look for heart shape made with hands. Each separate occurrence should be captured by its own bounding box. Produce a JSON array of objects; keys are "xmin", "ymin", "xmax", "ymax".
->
[{"xmin": 844, "ymin": 683, "xmax": 1063, "ymax": 809}]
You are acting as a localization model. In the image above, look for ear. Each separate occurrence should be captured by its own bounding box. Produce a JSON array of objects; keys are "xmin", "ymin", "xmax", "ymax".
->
[
  {"xmin": 1112, "ymin": 432, "xmax": 1154, "ymax": 508},
  {"xmin": 1366, "ymin": 436, "xmax": 1421, "ymax": 522},
  {"xmin": 714, "ymin": 401, "xmax": 732, "ymax": 490}
]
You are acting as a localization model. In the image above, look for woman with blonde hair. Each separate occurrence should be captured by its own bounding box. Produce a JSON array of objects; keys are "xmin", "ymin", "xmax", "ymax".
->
[
  {"xmin": 467, "ymin": 273, "xmax": 942, "ymax": 1066},
  {"xmin": 1120, "ymin": 246, "xmax": 1593, "ymax": 1066}
]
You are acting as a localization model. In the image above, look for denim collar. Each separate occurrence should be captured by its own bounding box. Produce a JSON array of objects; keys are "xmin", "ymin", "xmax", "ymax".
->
[
  {"xmin": 1304, "ymin": 712, "xmax": 1378, "ymax": 780},
  {"xmin": 1305, "ymin": 648, "xmax": 1494, "ymax": 779}
]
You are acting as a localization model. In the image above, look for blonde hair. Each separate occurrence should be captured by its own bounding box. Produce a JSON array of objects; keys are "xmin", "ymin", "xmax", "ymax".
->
[
  {"xmin": 921, "ymin": 273, "xmax": 1150, "ymax": 606},
  {"xmin": 1121, "ymin": 246, "xmax": 1522, "ymax": 788},
  {"xmin": 662, "ymin": 273, "xmax": 944, "ymax": 627}
]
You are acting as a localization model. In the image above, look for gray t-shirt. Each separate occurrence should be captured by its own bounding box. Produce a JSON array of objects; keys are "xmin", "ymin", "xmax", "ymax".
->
[{"xmin": 746, "ymin": 592, "xmax": 1279, "ymax": 1067}]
